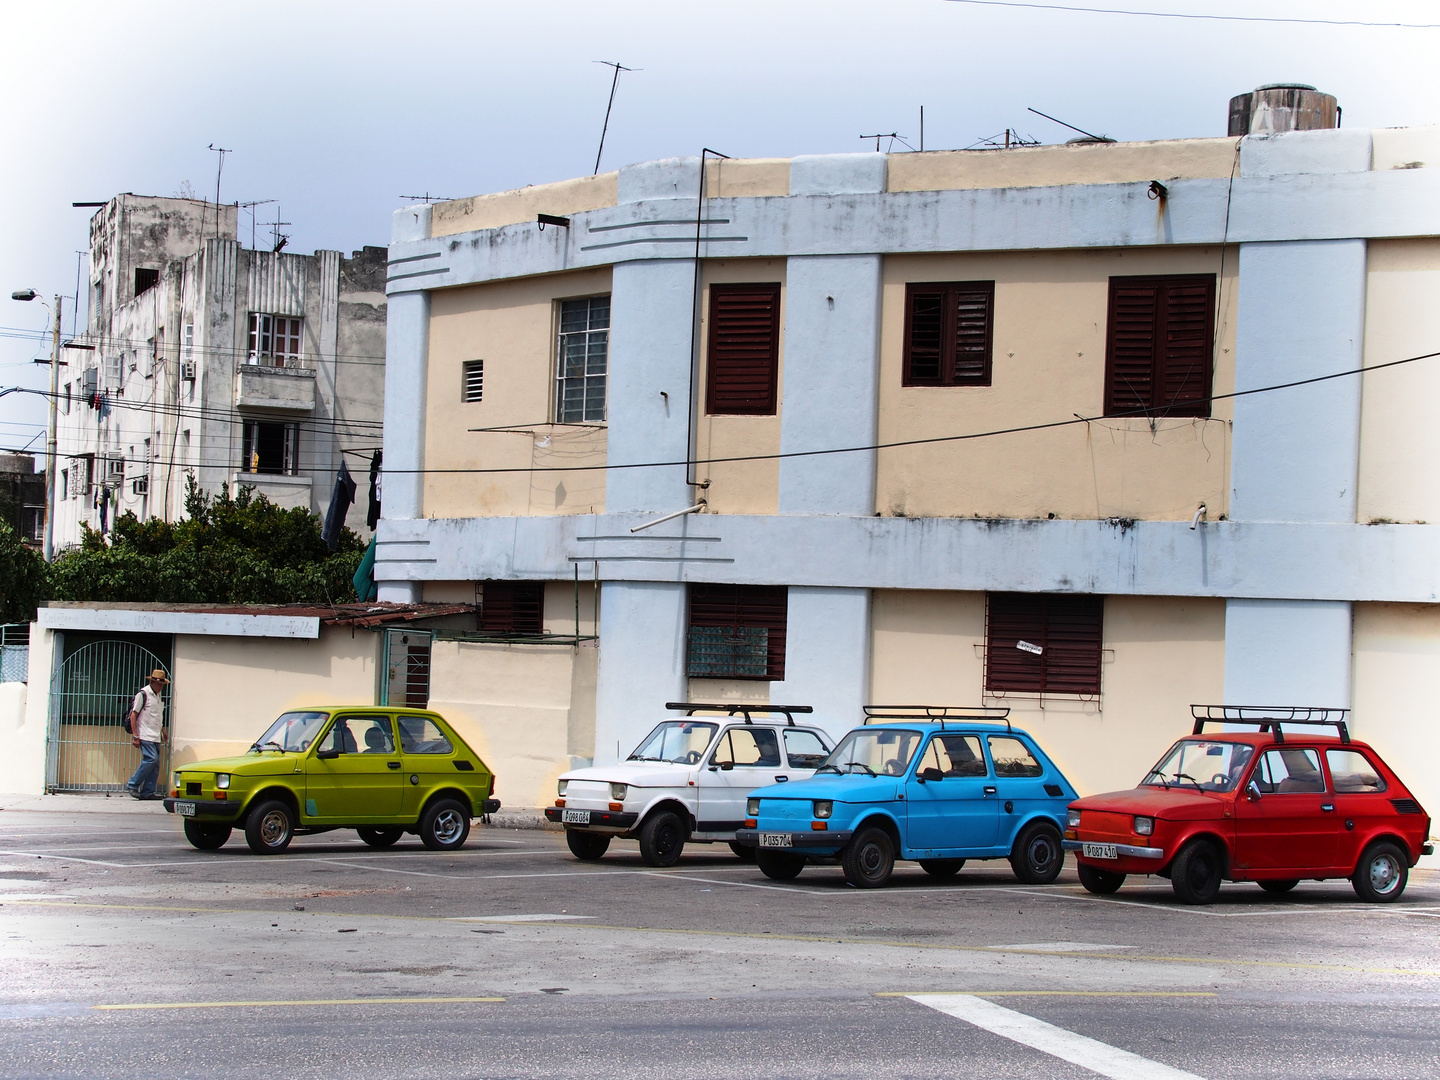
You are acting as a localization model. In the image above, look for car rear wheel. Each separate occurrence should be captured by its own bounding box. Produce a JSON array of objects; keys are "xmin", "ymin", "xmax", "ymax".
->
[
  {"xmin": 1352, "ymin": 841, "xmax": 1408, "ymax": 903},
  {"xmin": 729, "ymin": 842, "xmax": 757, "ymax": 863},
  {"xmin": 756, "ymin": 850, "xmax": 805, "ymax": 880},
  {"xmin": 1010, "ymin": 821, "xmax": 1064, "ymax": 884},
  {"xmin": 1077, "ymin": 863, "xmax": 1125, "ymax": 894},
  {"xmin": 357, "ymin": 827, "xmax": 403, "ymax": 849},
  {"xmin": 566, "ymin": 830, "xmax": 611, "ymax": 861},
  {"xmin": 918, "ymin": 859, "xmax": 965, "ymax": 879},
  {"xmin": 419, "ymin": 798, "xmax": 471, "ymax": 851},
  {"xmin": 842, "ymin": 826, "xmax": 895, "ymax": 888},
  {"xmin": 637, "ymin": 810, "xmax": 686, "ymax": 867},
  {"xmin": 183, "ymin": 821, "xmax": 231, "ymax": 850},
  {"xmin": 1170, "ymin": 839, "xmax": 1224, "ymax": 905},
  {"xmin": 244, "ymin": 799, "xmax": 295, "ymax": 855},
  {"xmin": 1258, "ymin": 878, "xmax": 1299, "ymax": 895}
]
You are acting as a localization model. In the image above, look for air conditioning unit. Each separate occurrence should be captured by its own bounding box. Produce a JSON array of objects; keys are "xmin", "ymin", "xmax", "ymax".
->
[
  {"xmin": 180, "ymin": 361, "xmax": 196, "ymax": 381},
  {"xmin": 81, "ymin": 367, "xmax": 98, "ymax": 395},
  {"xmin": 105, "ymin": 454, "xmax": 125, "ymax": 481},
  {"xmin": 131, "ymin": 476, "xmax": 149, "ymax": 496}
]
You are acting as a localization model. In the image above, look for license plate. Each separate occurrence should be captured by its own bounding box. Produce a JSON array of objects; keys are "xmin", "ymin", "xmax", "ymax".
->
[
  {"xmin": 759, "ymin": 833, "xmax": 791, "ymax": 848},
  {"xmin": 562, "ymin": 809, "xmax": 591, "ymax": 825},
  {"xmin": 175, "ymin": 801, "xmax": 196, "ymax": 817},
  {"xmin": 1083, "ymin": 842, "xmax": 1118, "ymax": 860}
]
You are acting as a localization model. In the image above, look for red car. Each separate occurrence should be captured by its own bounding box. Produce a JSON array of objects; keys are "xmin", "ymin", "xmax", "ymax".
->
[{"xmin": 1064, "ymin": 707, "xmax": 1434, "ymax": 905}]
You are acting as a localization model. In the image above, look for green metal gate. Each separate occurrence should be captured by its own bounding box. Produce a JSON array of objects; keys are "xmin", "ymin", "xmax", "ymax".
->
[{"xmin": 46, "ymin": 641, "xmax": 173, "ymax": 793}]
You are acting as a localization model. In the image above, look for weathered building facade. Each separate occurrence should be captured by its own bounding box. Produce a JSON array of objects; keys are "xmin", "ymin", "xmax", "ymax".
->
[{"xmin": 53, "ymin": 195, "xmax": 387, "ymax": 548}]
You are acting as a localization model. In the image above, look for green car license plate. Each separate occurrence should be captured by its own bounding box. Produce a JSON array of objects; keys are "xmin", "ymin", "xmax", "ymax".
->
[
  {"xmin": 175, "ymin": 801, "xmax": 196, "ymax": 817},
  {"xmin": 759, "ymin": 833, "xmax": 791, "ymax": 848},
  {"xmin": 1083, "ymin": 842, "xmax": 1118, "ymax": 859}
]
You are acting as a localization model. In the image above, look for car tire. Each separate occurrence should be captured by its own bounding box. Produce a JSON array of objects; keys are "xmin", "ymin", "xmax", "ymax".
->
[
  {"xmin": 357, "ymin": 827, "xmax": 403, "ymax": 850},
  {"xmin": 918, "ymin": 859, "xmax": 965, "ymax": 879},
  {"xmin": 183, "ymin": 821, "xmax": 231, "ymax": 850},
  {"xmin": 842, "ymin": 826, "xmax": 895, "ymax": 889},
  {"xmin": 637, "ymin": 810, "xmax": 686, "ymax": 867},
  {"xmin": 244, "ymin": 799, "xmax": 295, "ymax": 855},
  {"xmin": 1077, "ymin": 863, "xmax": 1125, "ymax": 894},
  {"xmin": 1170, "ymin": 839, "xmax": 1224, "ymax": 905},
  {"xmin": 1258, "ymin": 878, "xmax": 1299, "ymax": 895},
  {"xmin": 1009, "ymin": 821, "xmax": 1065, "ymax": 885},
  {"xmin": 729, "ymin": 842, "xmax": 757, "ymax": 863},
  {"xmin": 756, "ymin": 850, "xmax": 805, "ymax": 880},
  {"xmin": 1352, "ymin": 841, "xmax": 1408, "ymax": 903},
  {"xmin": 419, "ymin": 798, "xmax": 471, "ymax": 851},
  {"xmin": 566, "ymin": 830, "xmax": 611, "ymax": 861}
]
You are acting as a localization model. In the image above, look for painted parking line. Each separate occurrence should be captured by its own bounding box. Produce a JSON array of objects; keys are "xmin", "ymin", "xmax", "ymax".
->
[
  {"xmin": 93, "ymin": 995, "xmax": 505, "ymax": 1011},
  {"xmin": 451, "ymin": 914, "xmax": 594, "ymax": 923},
  {"xmin": 908, "ymin": 993, "xmax": 1207, "ymax": 1080}
]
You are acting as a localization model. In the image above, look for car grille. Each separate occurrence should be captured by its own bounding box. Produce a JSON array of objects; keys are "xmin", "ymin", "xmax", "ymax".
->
[
  {"xmin": 186, "ymin": 782, "xmax": 201, "ymax": 796},
  {"xmin": 1390, "ymin": 798, "xmax": 1423, "ymax": 815}
]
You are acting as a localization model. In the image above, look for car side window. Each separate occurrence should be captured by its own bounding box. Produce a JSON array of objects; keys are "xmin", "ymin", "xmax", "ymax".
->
[
  {"xmin": 398, "ymin": 716, "xmax": 453, "ymax": 755},
  {"xmin": 715, "ymin": 727, "xmax": 782, "ymax": 768},
  {"xmin": 323, "ymin": 716, "xmax": 395, "ymax": 754},
  {"xmin": 783, "ymin": 729, "xmax": 828, "ymax": 769},
  {"xmin": 1325, "ymin": 749, "xmax": 1386, "ymax": 793},
  {"xmin": 920, "ymin": 734, "xmax": 987, "ymax": 778},
  {"xmin": 987, "ymin": 735, "xmax": 1043, "ymax": 778},
  {"xmin": 1254, "ymin": 748, "xmax": 1325, "ymax": 794}
]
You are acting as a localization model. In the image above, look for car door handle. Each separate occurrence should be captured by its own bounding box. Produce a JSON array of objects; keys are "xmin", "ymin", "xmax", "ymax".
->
[
  {"xmin": 1321, "ymin": 803, "xmax": 1334, "ymax": 812},
  {"xmin": 388, "ymin": 761, "xmax": 401, "ymax": 770},
  {"xmin": 774, "ymin": 775, "xmax": 788, "ymax": 782},
  {"xmin": 984, "ymin": 786, "xmax": 997, "ymax": 795}
]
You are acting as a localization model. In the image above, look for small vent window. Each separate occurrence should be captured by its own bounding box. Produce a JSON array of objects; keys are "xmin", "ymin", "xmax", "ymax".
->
[
  {"xmin": 134, "ymin": 267, "xmax": 159, "ymax": 296},
  {"xmin": 479, "ymin": 581, "xmax": 545, "ymax": 635},
  {"xmin": 462, "ymin": 360, "xmax": 484, "ymax": 403}
]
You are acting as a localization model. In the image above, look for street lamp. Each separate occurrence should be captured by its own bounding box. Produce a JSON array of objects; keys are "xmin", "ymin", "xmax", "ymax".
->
[{"xmin": 10, "ymin": 289, "xmax": 62, "ymax": 561}]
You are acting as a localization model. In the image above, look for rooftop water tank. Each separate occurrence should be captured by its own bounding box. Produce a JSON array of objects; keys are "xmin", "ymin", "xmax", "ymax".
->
[{"xmin": 1228, "ymin": 84, "xmax": 1339, "ymax": 136}]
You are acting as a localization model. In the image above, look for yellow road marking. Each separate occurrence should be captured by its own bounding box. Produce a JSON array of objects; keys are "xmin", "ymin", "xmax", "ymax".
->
[
  {"xmin": 93, "ymin": 996, "xmax": 505, "ymax": 1011},
  {"xmin": 875, "ymin": 991, "xmax": 1217, "ymax": 998}
]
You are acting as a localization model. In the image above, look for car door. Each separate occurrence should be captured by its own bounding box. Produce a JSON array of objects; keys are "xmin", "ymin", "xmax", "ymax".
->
[
  {"xmin": 397, "ymin": 713, "xmax": 458, "ymax": 818},
  {"xmin": 1233, "ymin": 747, "xmax": 1338, "ymax": 872},
  {"xmin": 986, "ymin": 734, "xmax": 1053, "ymax": 851},
  {"xmin": 1325, "ymin": 747, "xmax": 1391, "ymax": 874},
  {"xmin": 697, "ymin": 725, "xmax": 789, "ymax": 832},
  {"xmin": 305, "ymin": 714, "xmax": 404, "ymax": 822},
  {"xmin": 905, "ymin": 733, "xmax": 998, "ymax": 853}
]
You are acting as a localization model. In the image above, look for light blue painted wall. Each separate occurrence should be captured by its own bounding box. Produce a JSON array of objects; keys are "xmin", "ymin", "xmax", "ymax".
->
[
  {"xmin": 593, "ymin": 581, "xmax": 689, "ymax": 766},
  {"xmin": 770, "ymin": 586, "xmax": 872, "ymax": 741},
  {"xmin": 1223, "ymin": 598, "xmax": 1353, "ymax": 706}
]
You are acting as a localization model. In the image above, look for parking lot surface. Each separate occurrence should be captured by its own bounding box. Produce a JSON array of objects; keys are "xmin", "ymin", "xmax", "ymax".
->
[{"xmin": 1, "ymin": 796, "xmax": 1438, "ymax": 1079}]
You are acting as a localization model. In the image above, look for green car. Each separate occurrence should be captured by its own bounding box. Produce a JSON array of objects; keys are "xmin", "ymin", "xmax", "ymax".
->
[{"xmin": 162, "ymin": 706, "xmax": 501, "ymax": 854}]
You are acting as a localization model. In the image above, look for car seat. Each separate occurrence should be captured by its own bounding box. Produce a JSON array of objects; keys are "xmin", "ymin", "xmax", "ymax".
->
[{"xmin": 363, "ymin": 726, "xmax": 389, "ymax": 754}]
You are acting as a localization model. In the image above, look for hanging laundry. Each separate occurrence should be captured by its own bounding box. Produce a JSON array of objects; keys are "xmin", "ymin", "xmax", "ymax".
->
[
  {"xmin": 352, "ymin": 536, "xmax": 378, "ymax": 602},
  {"xmin": 321, "ymin": 460, "xmax": 357, "ymax": 552},
  {"xmin": 366, "ymin": 449, "xmax": 382, "ymax": 529}
]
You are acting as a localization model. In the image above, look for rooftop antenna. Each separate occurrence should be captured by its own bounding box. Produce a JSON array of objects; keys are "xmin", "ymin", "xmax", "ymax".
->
[
  {"xmin": 859, "ymin": 132, "xmax": 916, "ymax": 153},
  {"xmin": 1026, "ymin": 107, "xmax": 1115, "ymax": 143},
  {"xmin": 592, "ymin": 61, "xmax": 637, "ymax": 175},
  {"xmin": 400, "ymin": 192, "xmax": 455, "ymax": 203},
  {"xmin": 269, "ymin": 204, "xmax": 292, "ymax": 253},
  {"xmin": 207, "ymin": 144, "xmax": 231, "ymax": 237},
  {"xmin": 238, "ymin": 199, "xmax": 277, "ymax": 250}
]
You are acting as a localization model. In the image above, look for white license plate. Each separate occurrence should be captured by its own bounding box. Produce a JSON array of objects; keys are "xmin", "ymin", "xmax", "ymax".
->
[
  {"xmin": 562, "ymin": 809, "xmax": 591, "ymax": 825},
  {"xmin": 1083, "ymin": 842, "xmax": 1118, "ymax": 860},
  {"xmin": 759, "ymin": 833, "xmax": 791, "ymax": 848},
  {"xmin": 175, "ymin": 801, "xmax": 196, "ymax": 817}
]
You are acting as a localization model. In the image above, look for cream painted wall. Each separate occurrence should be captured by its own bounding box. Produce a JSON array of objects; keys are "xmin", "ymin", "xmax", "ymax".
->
[
  {"xmin": 1369, "ymin": 125, "xmax": 1440, "ymax": 171},
  {"xmin": 430, "ymin": 173, "xmax": 618, "ymax": 237},
  {"xmin": 704, "ymin": 158, "xmax": 790, "ymax": 198},
  {"xmin": 171, "ymin": 627, "xmax": 379, "ymax": 765},
  {"xmin": 1352, "ymin": 602, "xmax": 1440, "ymax": 866},
  {"xmin": 694, "ymin": 259, "xmax": 787, "ymax": 514},
  {"xmin": 1358, "ymin": 239, "xmax": 1440, "ymax": 524},
  {"xmin": 0, "ymin": 682, "xmax": 35, "ymax": 794},
  {"xmin": 426, "ymin": 268, "xmax": 612, "ymax": 519},
  {"xmin": 870, "ymin": 591, "xmax": 1226, "ymax": 798},
  {"xmin": 876, "ymin": 248, "xmax": 1237, "ymax": 520}
]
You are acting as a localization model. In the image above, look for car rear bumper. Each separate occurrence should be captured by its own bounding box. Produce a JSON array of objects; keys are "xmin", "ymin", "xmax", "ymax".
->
[
  {"xmin": 482, "ymin": 799, "xmax": 501, "ymax": 815},
  {"xmin": 1063, "ymin": 839, "xmax": 1165, "ymax": 860},
  {"xmin": 163, "ymin": 798, "xmax": 243, "ymax": 821},
  {"xmin": 544, "ymin": 807, "xmax": 639, "ymax": 831},
  {"xmin": 733, "ymin": 828, "xmax": 853, "ymax": 852}
]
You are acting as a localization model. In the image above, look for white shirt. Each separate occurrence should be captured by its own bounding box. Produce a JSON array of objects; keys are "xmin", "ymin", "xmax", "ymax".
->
[{"xmin": 131, "ymin": 685, "xmax": 165, "ymax": 742}]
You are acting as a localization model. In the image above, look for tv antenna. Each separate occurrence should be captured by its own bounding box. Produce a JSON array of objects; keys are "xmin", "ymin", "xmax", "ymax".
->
[
  {"xmin": 238, "ymin": 199, "xmax": 277, "ymax": 249},
  {"xmin": 593, "ymin": 61, "xmax": 638, "ymax": 174},
  {"xmin": 859, "ymin": 132, "xmax": 916, "ymax": 153},
  {"xmin": 207, "ymin": 143, "xmax": 231, "ymax": 237},
  {"xmin": 400, "ymin": 192, "xmax": 455, "ymax": 203},
  {"xmin": 1027, "ymin": 107, "xmax": 1115, "ymax": 143},
  {"xmin": 269, "ymin": 205, "xmax": 292, "ymax": 253}
]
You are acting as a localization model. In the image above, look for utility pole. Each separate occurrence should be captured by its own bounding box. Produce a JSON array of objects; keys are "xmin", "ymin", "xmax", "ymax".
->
[{"xmin": 43, "ymin": 295, "xmax": 62, "ymax": 561}]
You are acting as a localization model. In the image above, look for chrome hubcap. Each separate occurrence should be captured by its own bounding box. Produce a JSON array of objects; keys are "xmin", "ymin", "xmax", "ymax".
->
[
  {"xmin": 1369, "ymin": 854, "xmax": 1400, "ymax": 893},
  {"xmin": 260, "ymin": 811, "xmax": 288, "ymax": 846},
  {"xmin": 434, "ymin": 809, "xmax": 464, "ymax": 844}
]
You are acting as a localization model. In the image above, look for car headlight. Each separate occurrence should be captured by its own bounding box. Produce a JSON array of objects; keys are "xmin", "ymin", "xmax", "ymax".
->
[
  {"xmin": 557, "ymin": 780, "xmax": 568, "ymax": 796},
  {"xmin": 813, "ymin": 800, "xmax": 833, "ymax": 820},
  {"xmin": 215, "ymin": 774, "xmax": 230, "ymax": 790},
  {"xmin": 746, "ymin": 797, "xmax": 761, "ymax": 817},
  {"xmin": 1066, "ymin": 809, "xmax": 1082, "ymax": 829},
  {"xmin": 1134, "ymin": 816, "xmax": 1154, "ymax": 836},
  {"xmin": 610, "ymin": 782, "xmax": 628, "ymax": 801}
]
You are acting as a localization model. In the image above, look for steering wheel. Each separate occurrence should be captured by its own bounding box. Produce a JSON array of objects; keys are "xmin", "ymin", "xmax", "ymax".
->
[
  {"xmin": 883, "ymin": 759, "xmax": 904, "ymax": 776},
  {"xmin": 682, "ymin": 750, "xmax": 701, "ymax": 765},
  {"xmin": 1212, "ymin": 773, "xmax": 1228, "ymax": 788}
]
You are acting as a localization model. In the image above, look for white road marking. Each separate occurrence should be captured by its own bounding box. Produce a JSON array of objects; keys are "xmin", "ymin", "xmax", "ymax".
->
[
  {"xmin": 909, "ymin": 993, "xmax": 1207, "ymax": 1080},
  {"xmin": 989, "ymin": 942, "xmax": 1136, "ymax": 953},
  {"xmin": 451, "ymin": 914, "xmax": 594, "ymax": 923}
]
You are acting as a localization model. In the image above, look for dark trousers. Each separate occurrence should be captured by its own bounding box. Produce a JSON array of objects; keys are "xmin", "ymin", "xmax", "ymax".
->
[{"xmin": 127, "ymin": 740, "xmax": 160, "ymax": 796}]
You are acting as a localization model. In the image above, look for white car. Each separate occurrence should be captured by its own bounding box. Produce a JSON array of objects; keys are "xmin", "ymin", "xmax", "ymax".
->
[{"xmin": 544, "ymin": 703, "xmax": 833, "ymax": 866}]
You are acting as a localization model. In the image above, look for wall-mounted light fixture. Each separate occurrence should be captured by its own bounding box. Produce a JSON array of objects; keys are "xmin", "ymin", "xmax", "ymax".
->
[{"xmin": 537, "ymin": 214, "xmax": 571, "ymax": 231}]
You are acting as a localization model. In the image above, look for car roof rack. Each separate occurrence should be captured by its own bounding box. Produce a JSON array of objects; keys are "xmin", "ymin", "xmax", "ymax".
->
[
  {"xmin": 665, "ymin": 702, "xmax": 814, "ymax": 727},
  {"xmin": 1190, "ymin": 704, "xmax": 1350, "ymax": 744},
  {"xmin": 861, "ymin": 705, "xmax": 1012, "ymax": 733}
]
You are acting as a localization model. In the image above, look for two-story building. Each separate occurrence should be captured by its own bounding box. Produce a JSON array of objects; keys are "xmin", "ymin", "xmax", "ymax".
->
[{"xmin": 374, "ymin": 89, "xmax": 1440, "ymax": 818}]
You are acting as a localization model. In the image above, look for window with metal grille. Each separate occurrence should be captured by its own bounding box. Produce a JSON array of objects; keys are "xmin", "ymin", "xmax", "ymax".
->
[
  {"xmin": 556, "ymin": 296, "xmax": 608, "ymax": 423},
  {"xmin": 241, "ymin": 420, "xmax": 300, "ymax": 475},
  {"xmin": 706, "ymin": 283, "xmax": 781, "ymax": 415},
  {"xmin": 134, "ymin": 267, "xmax": 159, "ymax": 296},
  {"xmin": 1104, "ymin": 275, "xmax": 1215, "ymax": 417},
  {"xmin": 462, "ymin": 359, "xmax": 484, "ymax": 403},
  {"xmin": 902, "ymin": 281, "xmax": 995, "ymax": 386},
  {"xmin": 985, "ymin": 593, "xmax": 1103, "ymax": 696},
  {"xmin": 247, "ymin": 313, "xmax": 304, "ymax": 367},
  {"xmin": 687, "ymin": 584, "xmax": 788, "ymax": 681},
  {"xmin": 479, "ymin": 581, "xmax": 545, "ymax": 635}
]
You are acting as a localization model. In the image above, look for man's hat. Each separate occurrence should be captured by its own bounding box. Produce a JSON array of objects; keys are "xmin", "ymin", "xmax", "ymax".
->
[{"xmin": 149, "ymin": 669, "xmax": 170, "ymax": 683}]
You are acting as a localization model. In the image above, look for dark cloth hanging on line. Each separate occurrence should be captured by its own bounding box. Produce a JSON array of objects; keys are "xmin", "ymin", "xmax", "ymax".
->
[
  {"xmin": 353, "ymin": 536, "xmax": 378, "ymax": 602},
  {"xmin": 366, "ymin": 450, "xmax": 382, "ymax": 530},
  {"xmin": 321, "ymin": 461, "xmax": 357, "ymax": 552}
]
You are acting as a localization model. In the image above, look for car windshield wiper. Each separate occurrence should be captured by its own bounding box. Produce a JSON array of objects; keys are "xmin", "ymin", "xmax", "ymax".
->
[
  {"xmin": 250, "ymin": 740, "xmax": 284, "ymax": 753},
  {"xmin": 1143, "ymin": 769, "xmax": 1170, "ymax": 789},
  {"xmin": 1171, "ymin": 771, "xmax": 1204, "ymax": 788},
  {"xmin": 844, "ymin": 762, "xmax": 877, "ymax": 776},
  {"xmin": 814, "ymin": 764, "xmax": 842, "ymax": 775}
]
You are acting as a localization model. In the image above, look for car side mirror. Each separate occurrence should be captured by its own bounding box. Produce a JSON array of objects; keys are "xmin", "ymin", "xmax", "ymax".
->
[
  {"xmin": 719, "ymin": 761, "xmax": 734, "ymax": 772},
  {"xmin": 316, "ymin": 746, "xmax": 340, "ymax": 760},
  {"xmin": 1246, "ymin": 779, "xmax": 1262, "ymax": 803},
  {"xmin": 920, "ymin": 767, "xmax": 944, "ymax": 783}
]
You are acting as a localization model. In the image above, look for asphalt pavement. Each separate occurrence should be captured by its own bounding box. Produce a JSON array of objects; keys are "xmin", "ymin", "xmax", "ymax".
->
[{"xmin": 1, "ymin": 794, "xmax": 1438, "ymax": 1079}]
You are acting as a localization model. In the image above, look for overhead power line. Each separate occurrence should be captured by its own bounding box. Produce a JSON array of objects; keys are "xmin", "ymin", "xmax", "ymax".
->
[{"xmin": 941, "ymin": 0, "xmax": 1440, "ymax": 27}]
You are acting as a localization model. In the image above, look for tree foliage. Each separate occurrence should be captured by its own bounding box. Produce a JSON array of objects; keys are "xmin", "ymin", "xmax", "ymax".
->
[
  {"xmin": 0, "ymin": 518, "xmax": 49, "ymax": 623},
  {"xmin": 47, "ymin": 477, "xmax": 366, "ymax": 606}
]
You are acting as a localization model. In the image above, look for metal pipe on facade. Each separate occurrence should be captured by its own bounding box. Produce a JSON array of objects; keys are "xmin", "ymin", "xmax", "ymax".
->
[{"xmin": 630, "ymin": 502, "xmax": 705, "ymax": 533}]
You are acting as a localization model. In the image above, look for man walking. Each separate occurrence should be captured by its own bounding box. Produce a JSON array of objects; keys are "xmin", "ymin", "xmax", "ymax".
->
[{"xmin": 125, "ymin": 669, "xmax": 169, "ymax": 800}]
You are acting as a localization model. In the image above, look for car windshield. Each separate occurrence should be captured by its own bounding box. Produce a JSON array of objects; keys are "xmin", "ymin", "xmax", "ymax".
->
[
  {"xmin": 817, "ymin": 729, "xmax": 923, "ymax": 777},
  {"xmin": 627, "ymin": 721, "xmax": 719, "ymax": 764},
  {"xmin": 252, "ymin": 711, "xmax": 329, "ymax": 753},
  {"xmin": 1143, "ymin": 739, "xmax": 1255, "ymax": 792}
]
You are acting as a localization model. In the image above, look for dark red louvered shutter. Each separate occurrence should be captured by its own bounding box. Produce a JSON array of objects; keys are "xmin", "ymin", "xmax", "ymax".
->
[
  {"xmin": 1105, "ymin": 280, "xmax": 1159, "ymax": 415},
  {"xmin": 687, "ymin": 584, "xmax": 788, "ymax": 680},
  {"xmin": 1157, "ymin": 278, "xmax": 1215, "ymax": 416},
  {"xmin": 903, "ymin": 282, "xmax": 994, "ymax": 386},
  {"xmin": 985, "ymin": 594, "xmax": 1047, "ymax": 692},
  {"xmin": 479, "ymin": 581, "xmax": 545, "ymax": 634},
  {"xmin": 986, "ymin": 594, "xmax": 1103, "ymax": 696},
  {"xmin": 707, "ymin": 284, "xmax": 781, "ymax": 415},
  {"xmin": 1105, "ymin": 275, "xmax": 1214, "ymax": 418},
  {"xmin": 904, "ymin": 288, "xmax": 945, "ymax": 383},
  {"xmin": 950, "ymin": 283, "xmax": 994, "ymax": 384}
]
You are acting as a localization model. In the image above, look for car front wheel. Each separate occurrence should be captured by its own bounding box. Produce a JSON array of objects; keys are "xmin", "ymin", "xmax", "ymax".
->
[
  {"xmin": 1170, "ymin": 839, "xmax": 1224, "ymax": 905},
  {"xmin": 566, "ymin": 830, "xmax": 611, "ymax": 861},
  {"xmin": 1010, "ymin": 821, "xmax": 1064, "ymax": 884},
  {"xmin": 1077, "ymin": 863, "xmax": 1125, "ymax": 894},
  {"xmin": 183, "ymin": 821, "xmax": 231, "ymax": 850},
  {"xmin": 358, "ymin": 827, "xmax": 403, "ymax": 849},
  {"xmin": 756, "ymin": 850, "xmax": 805, "ymax": 880},
  {"xmin": 842, "ymin": 826, "xmax": 895, "ymax": 888},
  {"xmin": 637, "ymin": 810, "xmax": 686, "ymax": 867},
  {"xmin": 918, "ymin": 859, "xmax": 965, "ymax": 879},
  {"xmin": 1352, "ymin": 841, "xmax": 1408, "ymax": 903},
  {"xmin": 420, "ymin": 798, "xmax": 471, "ymax": 851},
  {"xmin": 244, "ymin": 799, "xmax": 295, "ymax": 855}
]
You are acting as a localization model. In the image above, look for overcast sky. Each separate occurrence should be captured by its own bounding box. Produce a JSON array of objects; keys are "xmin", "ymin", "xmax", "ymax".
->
[{"xmin": 2, "ymin": 0, "xmax": 1437, "ymax": 446}]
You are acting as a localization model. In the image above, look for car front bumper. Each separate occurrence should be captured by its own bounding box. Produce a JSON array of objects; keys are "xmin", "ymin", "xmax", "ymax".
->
[
  {"xmin": 544, "ymin": 807, "xmax": 639, "ymax": 831},
  {"xmin": 733, "ymin": 828, "xmax": 854, "ymax": 851},
  {"xmin": 162, "ymin": 798, "xmax": 243, "ymax": 821},
  {"xmin": 1063, "ymin": 839, "xmax": 1165, "ymax": 860}
]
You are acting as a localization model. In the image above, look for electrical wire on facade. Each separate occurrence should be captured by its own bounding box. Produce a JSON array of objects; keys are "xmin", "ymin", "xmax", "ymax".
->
[
  {"xmin": 940, "ymin": 0, "xmax": 1440, "ymax": 29},
  {"xmin": 0, "ymin": 325, "xmax": 390, "ymax": 367}
]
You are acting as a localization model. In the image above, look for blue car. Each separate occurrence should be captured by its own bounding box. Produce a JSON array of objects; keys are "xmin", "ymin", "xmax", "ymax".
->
[{"xmin": 735, "ymin": 708, "xmax": 1079, "ymax": 888}]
